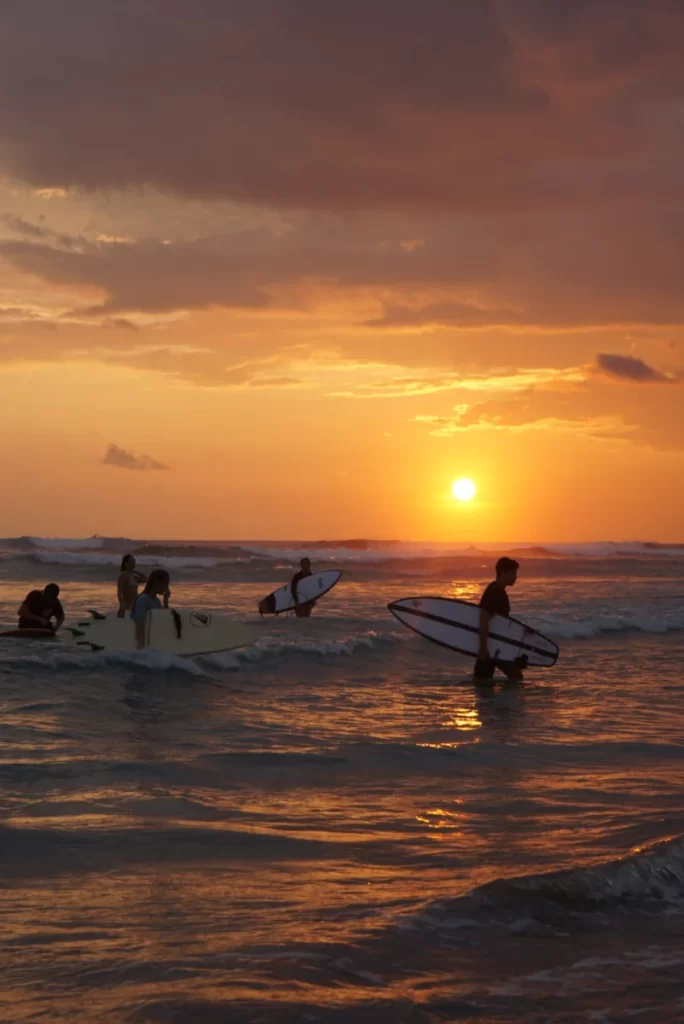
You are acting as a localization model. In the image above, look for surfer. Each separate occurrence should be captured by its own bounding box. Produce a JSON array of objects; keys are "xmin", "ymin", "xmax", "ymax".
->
[
  {"xmin": 117, "ymin": 554, "xmax": 147, "ymax": 618},
  {"xmin": 475, "ymin": 557, "xmax": 523, "ymax": 683},
  {"xmin": 291, "ymin": 557, "xmax": 314, "ymax": 618},
  {"xmin": 131, "ymin": 569, "xmax": 171, "ymax": 649},
  {"xmin": 18, "ymin": 583, "xmax": 65, "ymax": 633}
]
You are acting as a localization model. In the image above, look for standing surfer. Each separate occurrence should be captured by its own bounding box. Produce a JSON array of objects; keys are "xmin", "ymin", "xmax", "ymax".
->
[
  {"xmin": 475, "ymin": 557, "xmax": 523, "ymax": 683},
  {"xmin": 131, "ymin": 569, "xmax": 171, "ymax": 649},
  {"xmin": 291, "ymin": 557, "xmax": 315, "ymax": 618},
  {"xmin": 117, "ymin": 554, "xmax": 147, "ymax": 617}
]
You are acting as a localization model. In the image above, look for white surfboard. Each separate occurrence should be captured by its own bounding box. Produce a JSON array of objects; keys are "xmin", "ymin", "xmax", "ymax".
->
[
  {"xmin": 388, "ymin": 597, "xmax": 558, "ymax": 667},
  {"xmin": 258, "ymin": 570, "xmax": 342, "ymax": 615},
  {"xmin": 62, "ymin": 608, "xmax": 259, "ymax": 657}
]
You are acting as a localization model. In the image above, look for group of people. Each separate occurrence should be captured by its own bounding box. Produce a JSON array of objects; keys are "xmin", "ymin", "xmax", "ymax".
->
[{"xmin": 17, "ymin": 555, "xmax": 522, "ymax": 681}]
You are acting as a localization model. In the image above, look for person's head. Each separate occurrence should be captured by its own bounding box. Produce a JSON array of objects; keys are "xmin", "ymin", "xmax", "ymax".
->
[
  {"xmin": 300, "ymin": 557, "xmax": 311, "ymax": 571},
  {"xmin": 44, "ymin": 583, "xmax": 60, "ymax": 599},
  {"xmin": 120, "ymin": 554, "xmax": 136, "ymax": 572},
  {"xmin": 145, "ymin": 569, "xmax": 170, "ymax": 595},
  {"xmin": 495, "ymin": 557, "xmax": 519, "ymax": 587}
]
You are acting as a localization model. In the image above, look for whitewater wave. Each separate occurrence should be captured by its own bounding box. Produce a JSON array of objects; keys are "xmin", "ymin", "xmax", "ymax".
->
[
  {"xmin": 0, "ymin": 645, "xmax": 211, "ymax": 677},
  {"xmin": 3, "ymin": 535, "xmax": 684, "ymax": 564},
  {"xmin": 28, "ymin": 550, "xmax": 234, "ymax": 570},
  {"xmin": 28, "ymin": 535, "xmax": 108, "ymax": 550},
  {"xmin": 535, "ymin": 608, "xmax": 684, "ymax": 639},
  {"xmin": 0, "ymin": 630, "xmax": 384, "ymax": 674}
]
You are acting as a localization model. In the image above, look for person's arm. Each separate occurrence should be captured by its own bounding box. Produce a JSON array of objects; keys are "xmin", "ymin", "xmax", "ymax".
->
[
  {"xmin": 290, "ymin": 573, "xmax": 300, "ymax": 604},
  {"xmin": 18, "ymin": 600, "xmax": 49, "ymax": 627},
  {"xmin": 162, "ymin": 586, "xmax": 170, "ymax": 609},
  {"xmin": 133, "ymin": 570, "xmax": 147, "ymax": 584},
  {"xmin": 117, "ymin": 575, "xmax": 126, "ymax": 618},
  {"xmin": 53, "ymin": 603, "xmax": 65, "ymax": 632},
  {"xmin": 478, "ymin": 607, "xmax": 491, "ymax": 660}
]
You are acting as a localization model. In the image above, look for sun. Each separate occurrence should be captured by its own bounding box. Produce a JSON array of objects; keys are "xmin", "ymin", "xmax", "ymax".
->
[{"xmin": 452, "ymin": 478, "xmax": 477, "ymax": 501}]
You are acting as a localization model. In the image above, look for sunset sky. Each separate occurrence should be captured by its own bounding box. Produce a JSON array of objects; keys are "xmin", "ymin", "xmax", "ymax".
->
[{"xmin": 2, "ymin": 0, "xmax": 684, "ymax": 541}]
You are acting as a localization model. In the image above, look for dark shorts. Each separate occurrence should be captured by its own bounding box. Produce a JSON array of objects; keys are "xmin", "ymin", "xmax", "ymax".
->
[
  {"xmin": 474, "ymin": 657, "xmax": 524, "ymax": 681},
  {"xmin": 473, "ymin": 658, "xmax": 498, "ymax": 681}
]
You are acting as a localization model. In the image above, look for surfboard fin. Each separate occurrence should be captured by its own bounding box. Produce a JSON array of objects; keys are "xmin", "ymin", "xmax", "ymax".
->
[{"xmin": 88, "ymin": 609, "xmax": 106, "ymax": 620}]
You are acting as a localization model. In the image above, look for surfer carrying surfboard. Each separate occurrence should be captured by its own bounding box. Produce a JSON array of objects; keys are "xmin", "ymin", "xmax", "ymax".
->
[
  {"xmin": 290, "ymin": 558, "xmax": 315, "ymax": 618},
  {"xmin": 117, "ymin": 554, "xmax": 147, "ymax": 618},
  {"xmin": 475, "ymin": 558, "xmax": 523, "ymax": 683},
  {"xmin": 131, "ymin": 569, "xmax": 171, "ymax": 649}
]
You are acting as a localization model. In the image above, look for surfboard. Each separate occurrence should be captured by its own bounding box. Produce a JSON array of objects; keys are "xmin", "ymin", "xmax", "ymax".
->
[
  {"xmin": 388, "ymin": 597, "xmax": 558, "ymax": 667},
  {"xmin": 61, "ymin": 608, "xmax": 259, "ymax": 656},
  {"xmin": 0, "ymin": 628, "xmax": 58, "ymax": 640},
  {"xmin": 258, "ymin": 570, "xmax": 342, "ymax": 615}
]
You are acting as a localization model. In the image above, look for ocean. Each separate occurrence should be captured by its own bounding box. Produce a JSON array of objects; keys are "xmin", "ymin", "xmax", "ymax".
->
[{"xmin": 1, "ymin": 536, "xmax": 684, "ymax": 1023}]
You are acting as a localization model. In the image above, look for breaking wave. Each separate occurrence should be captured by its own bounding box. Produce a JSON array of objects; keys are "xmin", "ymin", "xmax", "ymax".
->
[{"xmin": 398, "ymin": 832, "xmax": 684, "ymax": 935}]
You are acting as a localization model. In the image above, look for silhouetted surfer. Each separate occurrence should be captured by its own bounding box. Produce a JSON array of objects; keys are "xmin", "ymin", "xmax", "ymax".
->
[
  {"xmin": 18, "ymin": 583, "xmax": 64, "ymax": 633},
  {"xmin": 475, "ymin": 557, "xmax": 523, "ymax": 683},
  {"xmin": 117, "ymin": 554, "xmax": 147, "ymax": 618},
  {"xmin": 131, "ymin": 569, "xmax": 171, "ymax": 649},
  {"xmin": 291, "ymin": 557, "xmax": 314, "ymax": 618}
]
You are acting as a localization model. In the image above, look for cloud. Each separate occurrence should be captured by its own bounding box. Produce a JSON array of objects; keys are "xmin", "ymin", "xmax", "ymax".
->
[
  {"xmin": 1, "ymin": 213, "xmax": 51, "ymax": 240},
  {"xmin": 331, "ymin": 366, "xmax": 586, "ymax": 398},
  {"xmin": 1, "ymin": 212, "xmax": 84, "ymax": 250},
  {"xmin": 246, "ymin": 376, "xmax": 302, "ymax": 389},
  {"xmin": 364, "ymin": 301, "xmax": 533, "ymax": 330},
  {"xmin": 102, "ymin": 443, "xmax": 169, "ymax": 471},
  {"xmin": 0, "ymin": 2, "xmax": 683, "ymax": 214},
  {"xmin": 414, "ymin": 409, "xmax": 633, "ymax": 441},
  {"xmin": 409, "ymin": 376, "xmax": 684, "ymax": 451},
  {"xmin": 4, "ymin": 208, "xmax": 684, "ymax": 343},
  {"xmin": 595, "ymin": 352, "xmax": 674, "ymax": 382}
]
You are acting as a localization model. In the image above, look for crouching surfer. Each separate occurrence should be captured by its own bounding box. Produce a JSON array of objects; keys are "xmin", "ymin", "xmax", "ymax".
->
[
  {"xmin": 131, "ymin": 569, "xmax": 171, "ymax": 649},
  {"xmin": 475, "ymin": 557, "xmax": 524, "ymax": 684},
  {"xmin": 18, "ymin": 583, "xmax": 64, "ymax": 634}
]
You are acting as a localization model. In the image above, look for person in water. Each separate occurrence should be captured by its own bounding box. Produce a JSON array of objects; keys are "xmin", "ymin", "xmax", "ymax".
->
[
  {"xmin": 117, "ymin": 554, "xmax": 147, "ymax": 618},
  {"xmin": 18, "ymin": 583, "xmax": 65, "ymax": 633},
  {"xmin": 130, "ymin": 569, "xmax": 170, "ymax": 649},
  {"xmin": 291, "ymin": 557, "xmax": 314, "ymax": 618},
  {"xmin": 475, "ymin": 557, "xmax": 523, "ymax": 683}
]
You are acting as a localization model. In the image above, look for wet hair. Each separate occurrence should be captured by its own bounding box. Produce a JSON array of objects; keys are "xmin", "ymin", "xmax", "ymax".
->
[
  {"xmin": 144, "ymin": 569, "xmax": 170, "ymax": 593},
  {"xmin": 120, "ymin": 554, "xmax": 135, "ymax": 572},
  {"xmin": 496, "ymin": 557, "xmax": 519, "ymax": 576},
  {"xmin": 44, "ymin": 583, "xmax": 60, "ymax": 598}
]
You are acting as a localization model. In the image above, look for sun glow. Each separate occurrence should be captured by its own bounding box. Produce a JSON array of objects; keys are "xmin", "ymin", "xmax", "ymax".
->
[{"xmin": 452, "ymin": 478, "xmax": 477, "ymax": 501}]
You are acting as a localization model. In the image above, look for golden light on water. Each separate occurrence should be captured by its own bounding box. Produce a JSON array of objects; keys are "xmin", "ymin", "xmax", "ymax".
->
[{"xmin": 451, "ymin": 478, "xmax": 477, "ymax": 501}]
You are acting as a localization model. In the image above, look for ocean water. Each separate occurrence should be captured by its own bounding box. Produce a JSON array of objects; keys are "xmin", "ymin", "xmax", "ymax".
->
[{"xmin": 1, "ymin": 537, "xmax": 684, "ymax": 1023}]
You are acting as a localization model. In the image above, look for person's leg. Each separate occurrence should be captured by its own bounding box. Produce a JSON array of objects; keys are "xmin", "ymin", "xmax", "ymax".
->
[
  {"xmin": 497, "ymin": 660, "xmax": 524, "ymax": 683},
  {"xmin": 473, "ymin": 658, "xmax": 496, "ymax": 684}
]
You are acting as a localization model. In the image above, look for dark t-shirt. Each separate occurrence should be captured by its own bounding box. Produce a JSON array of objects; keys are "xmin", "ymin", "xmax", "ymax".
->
[
  {"xmin": 479, "ymin": 581, "xmax": 510, "ymax": 619},
  {"xmin": 290, "ymin": 570, "xmax": 312, "ymax": 601},
  {"xmin": 20, "ymin": 590, "xmax": 64, "ymax": 627}
]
